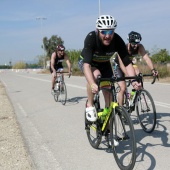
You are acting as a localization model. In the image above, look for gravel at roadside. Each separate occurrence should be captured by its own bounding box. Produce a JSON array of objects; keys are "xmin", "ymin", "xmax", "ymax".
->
[{"xmin": 0, "ymin": 82, "xmax": 33, "ymax": 170}]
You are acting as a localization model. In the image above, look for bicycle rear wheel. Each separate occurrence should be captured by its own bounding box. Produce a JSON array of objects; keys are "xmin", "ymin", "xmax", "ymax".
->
[
  {"xmin": 110, "ymin": 106, "xmax": 136, "ymax": 170},
  {"xmin": 59, "ymin": 82, "xmax": 67, "ymax": 105},
  {"xmin": 136, "ymin": 89, "xmax": 156, "ymax": 133},
  {"xmin": 85, "ymin": 99, "xmax": 102, "ymax": 149}
]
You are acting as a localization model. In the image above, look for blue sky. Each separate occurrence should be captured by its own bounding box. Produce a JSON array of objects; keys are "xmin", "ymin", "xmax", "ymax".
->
[{"xmin": 0, "ymin": 0, "xmax": 170, "ymax": 65}]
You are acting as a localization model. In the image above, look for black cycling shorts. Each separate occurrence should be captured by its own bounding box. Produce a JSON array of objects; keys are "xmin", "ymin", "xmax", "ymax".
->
[{"xmin": 78, "ymin": 59, "xmax": 124, "ymax": 79}]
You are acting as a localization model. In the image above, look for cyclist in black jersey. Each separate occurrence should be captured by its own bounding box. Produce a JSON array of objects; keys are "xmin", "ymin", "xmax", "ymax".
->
[
  {"xmin": 78, "ymin": 15, "xmax": 141, "ymax": 122},
  {"xmin": 50, "ymin": 45, "xmax": 71, "ymax": 93},
  {"xmin": 127, "ymin": 31, "xmax": 158, "ymax": 76}
]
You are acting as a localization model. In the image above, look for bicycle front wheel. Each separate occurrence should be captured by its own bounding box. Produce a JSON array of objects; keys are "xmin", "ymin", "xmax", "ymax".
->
[
  {"xmin": 110, "ymin": 106, "xmax": 136, "ymax": 170},
  {"xmin": 54, "ymin": 82, "xmax": 59, "ymax": 102},
  {"xmin": 59, "ymin": 82, "xmax": 67, "ymax": 105},
  {"xmin": 85, "ymin": 100, "xmax": 102, "ymax": 149},
  {"xmin": 136, "ymin": 89, "xmax": 156, "ymax": 133}
]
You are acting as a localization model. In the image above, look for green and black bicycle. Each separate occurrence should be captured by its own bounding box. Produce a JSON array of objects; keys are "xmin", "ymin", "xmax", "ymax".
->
[{"xmin": 85, "ymin": 74, "xmax": 137, "ymax": 170}]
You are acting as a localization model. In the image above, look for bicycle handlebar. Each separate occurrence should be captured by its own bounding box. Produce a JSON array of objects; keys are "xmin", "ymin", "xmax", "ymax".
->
[
  {"xmin": 138, "ymin": 73, "xmax": 158, "ymax": 84},
  {"xmin": 97, "ymin": 73, "xmax": 158, "ymax": 88},
  {"xmin": 56, "ymin": 71, "xmax": 71, "ymax": 78}
]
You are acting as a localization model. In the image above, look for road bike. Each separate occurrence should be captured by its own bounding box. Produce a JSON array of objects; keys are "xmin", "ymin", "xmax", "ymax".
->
[
  {"xmin": 53, "ymin": 72, "xmax": 70, "ymax": 105},
  {"xmin": 123, "ymin": 73, "xmax": 158, "ymax": 133},
  {"xmin": 85, "ymin": 75, "xmax": 137, "ymax": 170}
]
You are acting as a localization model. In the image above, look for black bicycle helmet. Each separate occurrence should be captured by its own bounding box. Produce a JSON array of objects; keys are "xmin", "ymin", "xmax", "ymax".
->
[
  {"xmin": 128, "ymin": 31, "xmax": 142, "ymax": 43},
  {"xmin": 56, "ymin": 44, "xmax": 65, "ymax": 51}
]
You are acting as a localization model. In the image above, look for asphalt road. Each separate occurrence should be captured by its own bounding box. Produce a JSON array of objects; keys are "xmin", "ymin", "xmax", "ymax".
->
[{"xmin": 0, "ymin": 70, "xmax": 170, "ymax": 170}]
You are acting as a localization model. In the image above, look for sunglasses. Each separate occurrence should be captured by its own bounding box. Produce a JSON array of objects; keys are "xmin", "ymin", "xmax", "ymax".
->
[
  {"xmin": 131, "ymin": 42, "xmax": 139, "ymax": 45},
  {"xmin": 99, "ymin": 29, "xmax": 114, "ymax": 35}
]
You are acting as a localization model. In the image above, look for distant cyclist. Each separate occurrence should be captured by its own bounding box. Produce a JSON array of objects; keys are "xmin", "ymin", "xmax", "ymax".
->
[
  {"xmin": 78, "ymin": 15, "xmax": 141, "ymax": 122},
  {"xmin": 127, "ymin": 31, "xmax": 158, "ymax": 76},
  {"xmin": 50, "ymin": 45, "xmax": 72, "ymax": 93}
]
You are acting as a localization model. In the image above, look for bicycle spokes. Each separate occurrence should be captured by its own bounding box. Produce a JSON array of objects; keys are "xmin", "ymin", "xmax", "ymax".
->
[{"xmin": 136, "ymin": 89, "xmax": 156, "ymax": 133}]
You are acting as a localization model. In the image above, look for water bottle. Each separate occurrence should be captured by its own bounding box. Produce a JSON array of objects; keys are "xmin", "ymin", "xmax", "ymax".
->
[
  {"xmin": 130, "ymin": 89, "xmax": 135, "ymax": 100},
  {"xmin": 56, "ymin": 83, "xmax": 59, "ymax": 90},
  {"xmin": 98, "ymin": 108, "xmax": 109, "ymax": 121},
  {"xmin": 130, "ymin": 89, "xmax": 136, "ymax": 108}
]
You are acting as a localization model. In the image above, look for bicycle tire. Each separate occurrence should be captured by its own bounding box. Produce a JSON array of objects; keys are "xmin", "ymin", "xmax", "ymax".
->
[
  {"xmin": 54, "ymin": 93, "xmax": 59, "ymax": 102},
  {"xmin": 110, "ymin": 106, "xmax": 136, "ymax": 170},
  {"xmin": 54, "ymin": 81, "xmax": 59, "ymax": 102},
  {"xmin": 59, "ymin": 82, "xmax": 67, "ymax": 105},
  {"xmin": 136, "ymin": 89, "xmax": 156, "ymax": 133},
  {"xmin": 85, "ymin": 99, "xmax": 102, "ymax": 149},
  {"xmin": 123, "ymin": 93, "xmax": 130, "ymax": 110}
]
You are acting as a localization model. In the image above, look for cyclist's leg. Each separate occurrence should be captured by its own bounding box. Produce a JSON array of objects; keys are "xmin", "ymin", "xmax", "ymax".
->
[
  {"xmin": 115, "ymin": 66, "xmax": 126, "ymax": 106},
  {"xmin": 57, "ymin": 68, "xmax": 64, "ymax": 78},
  {"xmin": 100, "ymin": 81, "xmax": 112, "ymax": 108},
  {"xmin": 78, "ymin": 59, "xmax": 101, "ymax": 107},
  {"xmin": 117, "ymin": 81, "xmax": 126, "ymax": 106},
  {"xmin": 50, "ymin": 68, "xmax": 56, "ymax": 91},
  {"xmin": 133, "ymin": 64, "xmax": 140, "ymax": 75},
  {"xmin": 56, "ymin": 68, "xmax": 63, "ymax": 89}
]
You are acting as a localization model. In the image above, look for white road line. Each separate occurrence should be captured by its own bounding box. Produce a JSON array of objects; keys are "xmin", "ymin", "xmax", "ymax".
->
[
  {"xmin": 17, "ymin": 74, "xmax": 170, "ymax": 108},
  {"xmin": 18, "ymin": 75, "xmax": 50, "ymax": 82},
  {"xmin": 17, "ymin": 75, "xmax": 86, "ymax": 90},
  {"xmin": 154, "ymin": 101, "xmax": 170, "ymax": 109},
  {"xmin": 16, "ymin": 102, "xmax": 62, "ymax": 170},
  {"xmin": 17, "ymin": 103, "xmax": 28, "ymax": 117},
  {"xmin": 144, "ymin": 82, "xmax": 170, "ymax": 86}
]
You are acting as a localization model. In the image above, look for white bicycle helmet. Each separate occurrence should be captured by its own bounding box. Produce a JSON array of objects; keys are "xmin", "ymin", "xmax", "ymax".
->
[
  {"xmin": 96, "ymin": 15, "xmax": 117, "ymax": 30},
  {"xmin": 86, "ymin": 107, "xmax": 98, "ymax": 122}
]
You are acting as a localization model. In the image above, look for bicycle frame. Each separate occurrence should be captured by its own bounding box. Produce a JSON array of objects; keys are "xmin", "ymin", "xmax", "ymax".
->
[
  {"xmin": 125, "ymin": 73, "xmax": 157, "ymax": 112},
  {"xmin": 101, "ymin": 101, "xmax": 118, "ymax": 131},
  {"xmin": 53, "ymin": 71, "xmax": 70, "ymax": 105}
]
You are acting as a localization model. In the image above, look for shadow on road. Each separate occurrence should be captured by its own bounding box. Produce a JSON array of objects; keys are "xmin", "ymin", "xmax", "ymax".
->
[
  {"xmin": 134, "ymin": 112, "xmax": 170, "ymax": 170},
  {"xmin": 84, "ymin": 112, "xmax": 170, "ymax": 170},
  {"xmin": 66, "ymin": 96, "xmax": 87, "ymax": 106}
]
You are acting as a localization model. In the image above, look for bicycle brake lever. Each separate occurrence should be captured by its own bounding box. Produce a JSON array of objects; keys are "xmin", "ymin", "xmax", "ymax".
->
[{"xmin": 151, "ymin": 75, "xmax": 158, "ymax": 84}]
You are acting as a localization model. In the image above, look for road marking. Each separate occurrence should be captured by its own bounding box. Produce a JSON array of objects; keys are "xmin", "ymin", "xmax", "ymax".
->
[
  {"xmin": 16, "ymin": 102, "xmax": 63, "ymax": 170},
  {"xmin": 18, "ymin": 75, "xmax": 50, "ymax": 82},
  {"xmin": 144, "ymin": 82, "xmax": 170, "ymax": 86},
  {"xmin": 17, "ymin": 103, "xmax": 28, "ymax": 117},
  {"xmin": 154, "ymin": 101, "xmax": 170, "ymax": 109},
  {"xmin": 17, "ymin": 74, "xmax": 170, "ymax": 108},
  {"xmin": 17, "ymin": 75, "xmax": 86, "ymax": 90}
]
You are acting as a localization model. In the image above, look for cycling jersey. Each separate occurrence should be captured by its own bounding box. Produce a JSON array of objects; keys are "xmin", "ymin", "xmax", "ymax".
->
[
  {"xmin": 126, "ymin": 44, "xmax": 139, "ymax": 60},
  {"xmin": 50, "ymin": 53, "xmax": 64, "ymax": 73},
  {"xmin": 126, "ymin": 43, "xmax": 147, "ymax": 66},
  {"xmin": 78, "ymin": 31, "xmax": 131, "ymax": 78}
]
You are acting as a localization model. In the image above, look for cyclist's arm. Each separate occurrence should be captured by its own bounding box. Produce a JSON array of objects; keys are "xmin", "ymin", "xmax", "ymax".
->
[
  {"xmin": 83, "ymin": 63, "xmax": 98, "ymax": 93},
  {"xmin": 84, "ymin": 63, "xmax": 95, "ymax": 85},
  {"xmin": 126, "ymin": 63, "xmax": 142, "ymax": 90},
  {"xmin": 64, "ymin": 54, "xmax": 72, "ymax": 73},
  {"xmin": 138, "ymin": 44, "xmax": 157, "ymax": 74},
  {"xmin": 51, "ymin": 52, "xmax": 57, "ymax": 77}
]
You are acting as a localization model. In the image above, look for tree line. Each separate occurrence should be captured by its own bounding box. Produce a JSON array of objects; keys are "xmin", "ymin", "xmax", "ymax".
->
[{"xmin": 1, "ymin": 34, "xmax": 170, "ymax": 78}]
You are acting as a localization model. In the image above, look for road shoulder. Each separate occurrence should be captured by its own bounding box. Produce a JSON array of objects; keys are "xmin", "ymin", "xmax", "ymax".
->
[{"xmin": 0, "ymin": 81, "xmax": 33, "ymax": 169}]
